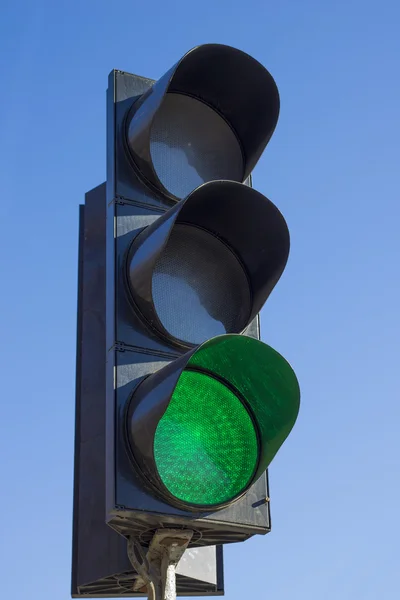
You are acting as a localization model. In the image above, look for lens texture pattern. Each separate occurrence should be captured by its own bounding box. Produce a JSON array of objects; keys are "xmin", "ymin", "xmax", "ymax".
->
[
  {"xmin": 154, "ymin": 370, "xmax": 259, "ymax": 506},
  {"xmin": 150, "ymin": 93, "xmax": 243, "ymax": 199},
  {"xmin": 152, "ymin": 224, "xmax": 251, "ymax": 345}
]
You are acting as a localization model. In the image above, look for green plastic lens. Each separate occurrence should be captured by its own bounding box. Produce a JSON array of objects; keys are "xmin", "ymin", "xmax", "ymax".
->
[{"xmin": 154, "ymin": 369, "xmax": 259, "ymax": 506}]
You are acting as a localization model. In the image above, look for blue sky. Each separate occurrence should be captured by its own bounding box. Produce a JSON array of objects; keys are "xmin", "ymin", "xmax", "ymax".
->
[{"xmin": 1, "ymin": 0, "xmax": 399, "ymax": 598}]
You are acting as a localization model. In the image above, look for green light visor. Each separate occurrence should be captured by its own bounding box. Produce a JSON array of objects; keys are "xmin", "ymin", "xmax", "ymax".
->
[{"xmin": 153, "ymin": 334, "xmax": 300, "ymax": 508}]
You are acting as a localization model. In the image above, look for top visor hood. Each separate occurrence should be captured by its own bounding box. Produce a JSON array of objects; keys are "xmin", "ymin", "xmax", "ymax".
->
[{"xmin": 125, "ymin": 43, "xmax": 280, "ymax": 200}]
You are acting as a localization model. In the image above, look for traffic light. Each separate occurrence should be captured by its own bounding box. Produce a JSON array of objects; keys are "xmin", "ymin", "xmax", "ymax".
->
[{"xmin": 105, "ymin": 44, "xmax": 300, "ymax": 547}]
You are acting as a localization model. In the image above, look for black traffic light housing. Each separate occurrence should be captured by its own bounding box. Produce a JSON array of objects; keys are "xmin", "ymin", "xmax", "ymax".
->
[{"xmin": 105, "ymin": 44, "xmax": 299, "ymax": 548}]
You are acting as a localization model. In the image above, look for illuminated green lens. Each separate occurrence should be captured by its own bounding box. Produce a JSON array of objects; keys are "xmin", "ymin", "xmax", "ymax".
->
[{"xmin": 154, "ymin": 370, "xmax": 259, "ymax": 506}]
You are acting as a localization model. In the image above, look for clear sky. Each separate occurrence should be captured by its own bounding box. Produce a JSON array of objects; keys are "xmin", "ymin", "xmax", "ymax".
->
[{"xmin": 1, "ymin": 0, "xmax": 399, "ymax": 598}]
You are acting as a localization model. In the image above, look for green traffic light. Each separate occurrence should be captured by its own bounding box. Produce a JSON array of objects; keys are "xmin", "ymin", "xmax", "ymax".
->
[
  {"xmin": 154, "ymin": 369, "xmax": 259, "ymax": 506},
  {"xmin": 151, "ymin": 335, "xmax": 300, "ymax": 508}
]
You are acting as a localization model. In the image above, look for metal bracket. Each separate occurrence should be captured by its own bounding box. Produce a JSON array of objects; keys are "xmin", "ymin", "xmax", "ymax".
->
[
  {"xmin": 128, "ymin": 529, "xmax": 193, "ymax": 600},
  {"xmin": 114, "ymin": 341, "xmax": 180, "ymax": 360}
]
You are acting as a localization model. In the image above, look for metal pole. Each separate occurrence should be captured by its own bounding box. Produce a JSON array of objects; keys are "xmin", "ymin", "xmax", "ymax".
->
[{"xmin": 160, "ymin": 545, "xmax": 177, "ymax": 600}]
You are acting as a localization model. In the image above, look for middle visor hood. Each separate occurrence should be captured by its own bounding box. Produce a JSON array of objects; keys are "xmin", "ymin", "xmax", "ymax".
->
[{"xmin": 125, "ymin": 180, "xmax": 290, "ymax": 350}]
